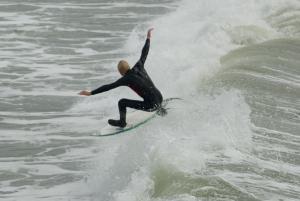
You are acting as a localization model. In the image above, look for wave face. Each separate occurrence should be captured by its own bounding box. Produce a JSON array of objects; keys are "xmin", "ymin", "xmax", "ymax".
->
[{"xmin": 0, "ymin": 0, "xmax": 299, "ymax": 201}]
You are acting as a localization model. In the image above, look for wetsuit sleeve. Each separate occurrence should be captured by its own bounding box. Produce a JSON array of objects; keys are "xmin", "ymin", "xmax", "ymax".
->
[
  {"xmin": 91, "ymin": 77, "xmax": 125, "ymax": 95},
  {"xmin": 139, "ymin": 38, "xmax": 150, "ymax": 65}
]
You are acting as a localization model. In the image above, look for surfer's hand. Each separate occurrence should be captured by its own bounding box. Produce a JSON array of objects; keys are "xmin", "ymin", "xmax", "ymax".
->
[
  {"xmin": 79, "ymin": 90, "xmax": 91, "ymax": 96},
  {"xmin": 147, "ymin": 28, "xmax": 154, "ymax": 39}
]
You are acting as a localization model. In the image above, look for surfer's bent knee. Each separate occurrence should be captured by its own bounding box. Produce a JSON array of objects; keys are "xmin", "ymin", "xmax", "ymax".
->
[{"xmin": 118, "ymin": 98, "xmax": 127, "ymax": 106}]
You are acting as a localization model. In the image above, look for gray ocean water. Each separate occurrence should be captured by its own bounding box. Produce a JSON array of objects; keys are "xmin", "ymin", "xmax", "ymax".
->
[{"xmin": 0, "ymin": 0, "xmax": 299, "ymax": 201}]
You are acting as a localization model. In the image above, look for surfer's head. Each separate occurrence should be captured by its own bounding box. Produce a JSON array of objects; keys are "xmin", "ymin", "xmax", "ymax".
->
[{"xmin": 118, "ymin": 60, "xmax": 130, "ymax": 76}]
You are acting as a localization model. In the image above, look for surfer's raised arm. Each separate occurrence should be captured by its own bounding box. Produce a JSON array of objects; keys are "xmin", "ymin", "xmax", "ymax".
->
[{"xmin": 139, "ymin": 28, "xmax": 153, "ymax": 65}]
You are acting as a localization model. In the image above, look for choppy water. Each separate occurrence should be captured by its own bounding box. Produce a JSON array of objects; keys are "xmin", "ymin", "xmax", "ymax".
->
[{"xmin": 0, "ymin": 0, "xmax": 299, "ymax": 201}]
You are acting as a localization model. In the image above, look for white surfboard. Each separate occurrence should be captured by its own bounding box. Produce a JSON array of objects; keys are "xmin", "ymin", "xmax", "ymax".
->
[
  {"xmin": 92, "ymin": 110, "xmax": 156, "ymax": 137},
  {"xmin": 91, "ymin": 98, "xmax": 181, "ymax": 137}
]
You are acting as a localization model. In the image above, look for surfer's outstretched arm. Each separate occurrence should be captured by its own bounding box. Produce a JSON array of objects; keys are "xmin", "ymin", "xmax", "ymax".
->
[
  {"xmin": 139, "ymin": 28, "xmax": 153, "ymax": 65},
  {"xmin": 90, "ymin": 80, "xmax": 121, "ymax": 95},
  {"xmin": 79, "ymin": 78, "xmax": 124, "ymax": 96}
]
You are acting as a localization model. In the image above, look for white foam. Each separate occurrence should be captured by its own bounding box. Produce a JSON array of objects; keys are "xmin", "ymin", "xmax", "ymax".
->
[{"xmin": 84, "ymin": 0, "xmax": 300, "ymax": 200}]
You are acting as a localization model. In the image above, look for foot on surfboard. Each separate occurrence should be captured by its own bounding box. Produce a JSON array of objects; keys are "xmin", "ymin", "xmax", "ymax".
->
[{"xmin": 108, "ymin": 119, "xmax": 127, "ymax": 128}]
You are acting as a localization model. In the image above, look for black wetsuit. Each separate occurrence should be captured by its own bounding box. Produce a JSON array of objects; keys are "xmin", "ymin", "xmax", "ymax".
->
[{"xmin": 91, "ymin": 38, "xmax": 163, "ymax": 127}]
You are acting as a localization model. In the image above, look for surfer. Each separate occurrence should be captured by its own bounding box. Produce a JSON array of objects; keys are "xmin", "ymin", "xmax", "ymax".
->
[{"xmin": 79, "ymin": 28, "xmax": 163, "ymax": 128}]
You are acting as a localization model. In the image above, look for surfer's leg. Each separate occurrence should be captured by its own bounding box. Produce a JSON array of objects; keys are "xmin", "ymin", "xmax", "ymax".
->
[
  {"xmin": 109, "ymin": 99, "xmax": 157, "ymax": 127},
  {"xmin": 107, "ymin": 99, "xmax": 132, "ymax": 128},
  {"xmin": 108, "ymin": 98, "xmax": 156, "ymax": 127},
  {"xmin": 118, "ymin": 98, "xmax": 152, "ymax": 115},
  {"xmin": 119, "ymin": 99, "xmax": 143, "ymax": 123},
  {"xmin": 108, "ymin": 99, "xmax": 145, "ymax": 127}
]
